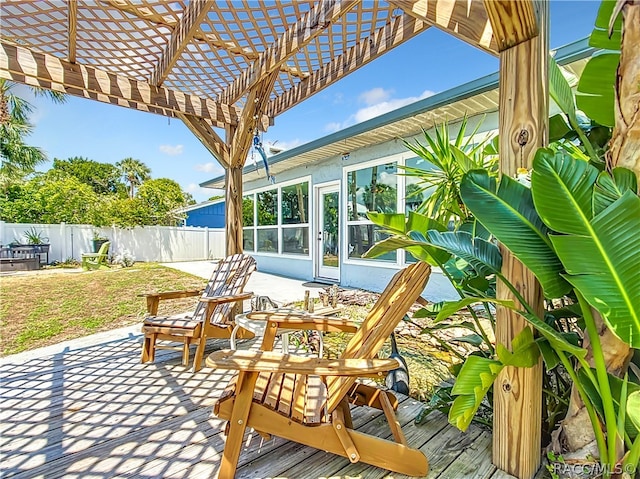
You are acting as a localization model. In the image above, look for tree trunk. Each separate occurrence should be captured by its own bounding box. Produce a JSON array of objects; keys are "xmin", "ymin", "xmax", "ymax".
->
[
  {"xmin": 607, "ymin": 1, "xmax": 640, "ymax": 178},
  {"xmin": 558, "ymin": 0, "xmax": 639, "ymax": 460}
]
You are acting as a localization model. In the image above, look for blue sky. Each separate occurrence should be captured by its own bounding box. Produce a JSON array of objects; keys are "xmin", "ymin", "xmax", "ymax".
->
[{"xmin": 18, "ymin": 1, "xmax": 600, "ymax": 203}]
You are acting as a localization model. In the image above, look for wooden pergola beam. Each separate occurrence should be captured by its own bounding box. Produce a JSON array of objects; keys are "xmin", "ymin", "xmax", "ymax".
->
[
  {"xmin": 230, "ymin": 70, "xmax": 280, "ymax": 169},
  {"xmin": 0, "ymin": 41, "xmax": 240, "ymax": 128},
  {"xmin": 68, "ymin": 0, "xmax": 77, "ymax": 63},
  {"xmin": 220, "ymin": 0, "xmax": 360, "ymax": 106},
  {"xmin": 267, "ymin": 13, "xmax": 429, "ymax": 117},
  {"xmin": 151, "ymin": 0, "xmax": 211, "ymax": 87},
  {"xmin": 492, "ymin": 2, "xmax": 546, "ymax": 478},
  {"xmin": 225, "ymin": 70, "xmax": 280, "ymax": 256},
  {"xmin": 177, "ymin": 113, "xmax": 230, "ymax": 168},
  {"xmin": 391, "ymin": 0, "xmax": 497, "ymax": 55},
  {"xmin": 483, "ymin": 0, "xmax": 539, "ymax": 51},
  {"xmin": 105, "ymin": 0, "xmax": 308, "ymax": 81}
]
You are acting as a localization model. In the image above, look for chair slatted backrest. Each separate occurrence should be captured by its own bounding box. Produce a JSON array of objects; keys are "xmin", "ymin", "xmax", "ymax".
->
[
  {"xmin": 325, "ymin": 261, "xmax": 431, "ymax": 413},
  {"xmin": 192, "ymin": 254, "xmax": 257, "ymax": 324},
  {"xmin": 97, "ymin": 241, "xmax": 110, "ymax": 257}
]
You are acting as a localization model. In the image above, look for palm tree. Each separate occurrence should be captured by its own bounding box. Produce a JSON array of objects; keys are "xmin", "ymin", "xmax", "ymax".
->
[
  {"xmin": 116, "ymin": 157, "xmax": 151, "ymax": 198},
  {"xmin": 0, "ymin": 79, "xmax": 65, "ymax": 187}
]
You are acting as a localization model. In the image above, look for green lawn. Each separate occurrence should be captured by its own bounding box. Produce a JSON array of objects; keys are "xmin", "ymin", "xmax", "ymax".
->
[{"xmin": 0, "ymin": 263, "xmax": 207, "ymax": 356}]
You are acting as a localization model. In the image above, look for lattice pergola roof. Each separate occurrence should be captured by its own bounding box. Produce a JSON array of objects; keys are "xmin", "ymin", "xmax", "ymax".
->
[{"xmin": 1, "ymin": 0, "xmax": 501, "ymax": 134}]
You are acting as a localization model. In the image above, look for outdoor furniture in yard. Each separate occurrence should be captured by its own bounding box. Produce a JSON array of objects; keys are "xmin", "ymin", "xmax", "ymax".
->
[
  {"xmin": 231, "ymin": 305, "xmax": 343, "ymax": 356},
  {"xmin": 207, "ymin": 261, "xmax": 432, "ymax": 478},
  {"xmin": 141, "ymin": 254, "xmax": 257, "ymax": 372},
  {"xmin": 0, "ymin": 245, "xmax": 42, "ymax": 272},
  {"xmin": 81, "ymin": 241, "xmax": 110, "ymax": 270}
]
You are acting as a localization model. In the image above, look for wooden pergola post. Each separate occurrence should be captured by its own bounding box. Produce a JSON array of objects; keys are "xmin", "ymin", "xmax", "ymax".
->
[
  {"xmin": 483, "ymin": 1, "xmax": 548, "ymax": 478},
  {"xmin": 223, "ymin": 71, "xmax": 279, "ymax": 256},
  {"xmin": 225, "ymin": 128, "xmax": 244, "ymax": 256}
]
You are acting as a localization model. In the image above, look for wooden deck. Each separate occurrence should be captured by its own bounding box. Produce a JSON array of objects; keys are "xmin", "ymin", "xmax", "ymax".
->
[{"xmin": 1, "ymin": 334, "xmax": 526, "ymax": 478}]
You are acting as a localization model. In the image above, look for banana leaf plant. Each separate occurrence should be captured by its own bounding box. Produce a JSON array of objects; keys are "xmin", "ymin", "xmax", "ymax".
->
[{"xmin": 459, "ymin": 149, "xmax": 640, "ymax": 474}]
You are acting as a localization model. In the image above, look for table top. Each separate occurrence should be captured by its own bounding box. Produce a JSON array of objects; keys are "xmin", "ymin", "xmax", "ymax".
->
[{"xmin": 237, "ymin": 305, "xmax": 343, "ymax": 321}]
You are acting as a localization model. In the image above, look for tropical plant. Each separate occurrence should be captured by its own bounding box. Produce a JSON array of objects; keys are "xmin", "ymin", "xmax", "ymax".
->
[
  {"xmin": 400, "ymin": 116, "xmax": 497, "ymax": 226},
  {"xmin": 456, "ymin": 151, "xmax": 640, "ymax": 475},
  {"xmin": 366, "ymin": 150, "xmax": 640, "ymax": 475},
  {"xmin": 22, "ymin": 227, "xmax": 48, "ymax": 245},
  {"xmin": 116, "ymin": 157, "xmax": 151, "ymax": 198},
  {"xmin": 0, "ymin": 79, "xmax": 65, "ymax": 189}
]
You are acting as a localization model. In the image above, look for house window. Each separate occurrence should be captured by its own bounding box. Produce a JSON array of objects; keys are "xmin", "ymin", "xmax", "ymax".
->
[
  {"xmin": 242, "ymin": 195, "xmax": 255, "ymax": 251},
  {"xmin": 346, "ymin": 162, "xmax": 398, "ymax": 262},
  {"xmin": 345, "ymin": 156, "xmax": 435, "ymax": 265},
  {"xmin": 404, "ymin": 156, "xmax": 433, "ymax": 263},
  {"xmin": 404, "ymin": 156, "xmax": 432, "ymax": 214},
  {"xmin": 281, "ymin": 182, "xmax": 309, "ymax": 254},
  {"xmin": 242, "ymin": 179, "xmax": 310, "ymax": 256}
]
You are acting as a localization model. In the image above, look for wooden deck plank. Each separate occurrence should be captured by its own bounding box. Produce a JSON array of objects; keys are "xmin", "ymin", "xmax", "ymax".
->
[
  {"xmin": 0, "ymin": 332, "xmax": 511, "ymax": 479},
  {"xmin": 233, "ymin": 398, "xmax": 401, "ymax": 479},
  {"xmin": 275, "ymin": 397, "xmax": 433, "ymax": 478},
  {"xmin": 439, "ymin": 430, "xmax": 496, "ymax": 478}
]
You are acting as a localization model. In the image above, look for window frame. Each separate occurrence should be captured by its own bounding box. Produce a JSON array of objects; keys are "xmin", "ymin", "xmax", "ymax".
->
[
  {"xmin": 242, "ymin": 176, "xmax": 312, "ymax": 258},
  {"xmin": 342, "ymin": 153, "xmax": 422, "ymax": 267}
]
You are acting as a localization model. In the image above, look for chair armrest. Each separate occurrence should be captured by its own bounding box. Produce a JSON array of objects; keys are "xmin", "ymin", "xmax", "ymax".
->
[
  {"xmin": 82, "ymin": 253, "xmax": 106, "ymax": 258},
  {"xmin": 138, "ymin": 289, "xmax": 203, "ymax": 315},
  {"xmin": 206, "ymin": 349, "xmax": 400, "ymax": 376},
  {"xmin": 138, "ymin": 289, "xmax": 203, "ymax": 300},
  {"xmin": 199, "ymin": 291, "xmax": 253, "ymax": 305},
  {"xmin": 246, "ymin": 311, "xmax": 358, "ymax": 333}
]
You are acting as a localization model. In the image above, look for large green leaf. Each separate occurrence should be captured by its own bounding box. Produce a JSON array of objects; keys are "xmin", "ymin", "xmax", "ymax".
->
[
  {"xmin": 549, "ymin": 55, "xmax": 578, "ymax": 126},
  {"xmin": 367, "ymin": 212, "xmax": 406, "ymax": 234},
  {"xmin": 518, "ymin": 311, "xmax": 587, "ymax": 359},
  {"xmin": 532, "ymin": 149, "xmax": 599, "ymax": 235},
  {"xmin": 363, "ymin": 235, "xmax": 450, "ymax": 265},
  {"xmin": 424, "ymin": 230, "xmax": 501, "ymax": 277},
  {"xmin": 449, "ymin": 355, "xmax": 503, "ymax": 431},
  {"xmin": 434, "ymin": 296, "xmax": 514, "ymax": 323},
  {"xmin": 550, "ymin": 192, "xmax": 640, "ymax": 348},
  {"xmin": 594, "ymin": 168, "xmax": 638, "ymax": 216},
  {"xmin": 365, "ymin": 212, "xmax": 450, "ymax": 264},
  {"xmin": 461, "ymin": 169, "xmax": 570, "ymax": 298},
  {"xmin": 533, "ymin": 153, "xmax": 640, "ymax": 346},
  {"xmin": 496, "ymin": 327, "xmax": 540, "ymax": 368},
  {"xmin": 589, "ymin": 0, "xmax": 623, "ymax": 50},
  {"xmin": 549, "ymin": 114, "xmax": 572, "ymax": 143},
  {"xmin": 576, "ymin": 52, "xmax": 619, "ymax": 128}
]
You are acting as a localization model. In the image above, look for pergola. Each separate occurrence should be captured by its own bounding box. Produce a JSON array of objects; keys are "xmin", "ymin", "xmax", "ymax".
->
[{"xmin": 1, "ymin": 1, "xmax": 549, "ymax": 477}]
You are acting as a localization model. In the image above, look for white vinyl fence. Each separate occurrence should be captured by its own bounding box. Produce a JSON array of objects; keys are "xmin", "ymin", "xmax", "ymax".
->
[{"xmin": 0, "ymin": 222, "xmax": 226, "ymax": 264}]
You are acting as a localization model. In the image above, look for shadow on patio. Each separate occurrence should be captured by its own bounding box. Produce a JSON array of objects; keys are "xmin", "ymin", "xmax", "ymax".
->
[{"xmin": 1, "ymin": 332, "xmax": 518, "ymax": 478}]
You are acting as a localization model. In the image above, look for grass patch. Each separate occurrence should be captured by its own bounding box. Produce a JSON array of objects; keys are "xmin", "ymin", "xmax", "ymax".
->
[{"xmin": 0, "ymin": 263, "xmax": 207, "ymax": 356}]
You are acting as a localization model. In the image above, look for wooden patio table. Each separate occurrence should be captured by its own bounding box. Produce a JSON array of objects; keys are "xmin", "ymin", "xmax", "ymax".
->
[{"xmin": 230, "ymin": 305, "xmax": 344, "ymax": 356}]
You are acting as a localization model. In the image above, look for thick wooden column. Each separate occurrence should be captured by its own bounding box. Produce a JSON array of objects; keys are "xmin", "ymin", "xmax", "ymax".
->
[
  {"xmin": 486, "ymin": 1, "xmax": 548, "ymax": 478},
  {"xmin": 225, "ymin": 162, "xmax": 244, "ymax": 256}
]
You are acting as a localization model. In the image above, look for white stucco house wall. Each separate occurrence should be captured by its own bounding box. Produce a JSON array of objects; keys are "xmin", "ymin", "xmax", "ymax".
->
[{"xmin": 201, "ymin": 39, "xmax": 594, "ymax": 302}]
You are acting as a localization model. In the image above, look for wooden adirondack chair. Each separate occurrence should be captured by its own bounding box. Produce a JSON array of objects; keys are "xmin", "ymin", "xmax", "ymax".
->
[
  {"xmin": 141, "ymin": 254, "xmax": 257, "ymax": 372},
  {"xmin": 81, "ymin": 241, "xmax": 110, "ymax": 270},
  {"xmin": 207, "ymin": 261, "xmax": 432, "ymax": 478}
]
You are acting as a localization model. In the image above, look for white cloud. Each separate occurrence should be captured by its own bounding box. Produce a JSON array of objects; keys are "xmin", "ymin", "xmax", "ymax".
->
[
  {"xmin": 359, "ymin": 87, "xmax": 393, "ymax": 106},
  {"xmin": 354, "ymin": 89, "xmax": 435, "ymax": 123},
  {"xmin": 324, "ymin": 122, "xmax": 342, "ymax": 133},
  {"xmin": 194, "ymin": 162, "xmax": 219, "ymax": 173},
  {"xmin": 185, "ymin": 183, "xmax": 215, "ymax": 202},
  {"xmin": 159, "ymin": 144, "xmax": 184, "ymax": 156},
  {"xmin": 327, "ymin": 89, "xmax": 436, "ymax": 131}
]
